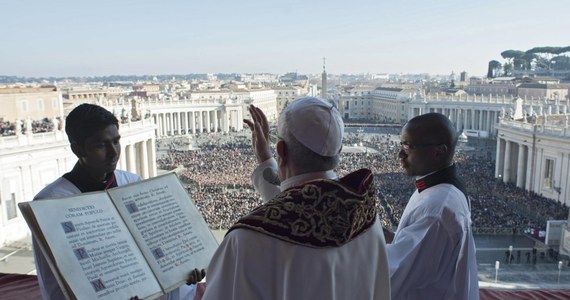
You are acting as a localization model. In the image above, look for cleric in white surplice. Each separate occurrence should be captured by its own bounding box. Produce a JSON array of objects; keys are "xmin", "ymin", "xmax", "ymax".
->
[
  {"xmin": 385, "ymin": 113, "xmax": 479, "ymax": 300},
  {"xmin": 201, "ymin": 97, "xmax": 390, "ymax": 300}
]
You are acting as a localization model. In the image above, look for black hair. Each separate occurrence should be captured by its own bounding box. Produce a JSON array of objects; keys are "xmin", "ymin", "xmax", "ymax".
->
[
  {"xmin": 65, "ymin": 104, "xmax": 119, "ymax": 145},
  {"xmin": 407, "ymin": 113, "xmax": 457, "ymax": 149},
  {"xmin": 406, "ymin": 112, "xmax": 458, "ymax": 165}
]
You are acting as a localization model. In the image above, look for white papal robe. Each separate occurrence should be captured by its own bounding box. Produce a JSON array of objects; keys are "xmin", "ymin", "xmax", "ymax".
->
[
  {"xmin": 202, "ymin": 162, "xmax": 390, "ymax": 300},
  {"xmin": 202, "ymin": 217, "xmax": 390, "ymax": 300}
]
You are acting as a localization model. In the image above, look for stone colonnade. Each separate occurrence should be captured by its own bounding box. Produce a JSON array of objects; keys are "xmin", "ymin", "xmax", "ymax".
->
[
  {"xmin": 495, "ymin": 137, "xmax": 531, "ymax": 189},
  {"xmin": 117, "ymin": 138, "xmax": 157, "ymax": 179},
  {"xmin": 152, "ymin": 107, "xmax": 244, "ymax": 137},
  {"xmin": 410, "ymin": 106, "xmax": 500, "ymax": 137}
]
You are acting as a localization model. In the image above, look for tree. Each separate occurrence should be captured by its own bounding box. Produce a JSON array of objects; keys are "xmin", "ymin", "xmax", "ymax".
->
[
  {"xmin": 498, "ymin": 46, "xmax": 570, "ymax": 73},
  {"xmin": 551, "ymin": 46, "xmax": 570, "ymax": 70},
  {"xmin": 527, "ymin": 46, "xmax": 563, "ymax": 70},
  {"xmin": 501, "ymin": 50, "xmax": 525, "ymax": 63},
  {"xmin": 503, "ymin": 63, "xmax": 513, "ymax": 76},
  {"xmin": 487, "ymin": 60, "xmax": 502, "ymax": 78},
  {"xmin": 519, "ymin": 52, "xmax": 538, "ymax": 71},
  {"xmin": 551, "ymin": 56, "xmax": 570, "ymax": 70},
  {"xmin": 501, "ymin": 50, "xmax": 525, "ymax": 73}
]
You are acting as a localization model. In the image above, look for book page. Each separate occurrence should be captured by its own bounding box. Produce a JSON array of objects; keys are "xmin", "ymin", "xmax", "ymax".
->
[
  {"xmin": 24, "ymin": 193, "xmax": 163, "ymax": 300},
  {"xmin": 107, "ymin": 172, "xmax": 218, "ymax": 292}
]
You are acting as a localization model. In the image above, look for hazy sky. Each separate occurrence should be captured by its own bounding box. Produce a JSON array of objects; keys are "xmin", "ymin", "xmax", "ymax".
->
[{"xmin": 2, "ymin": 0, "xmax": 569, "ymax": 77}]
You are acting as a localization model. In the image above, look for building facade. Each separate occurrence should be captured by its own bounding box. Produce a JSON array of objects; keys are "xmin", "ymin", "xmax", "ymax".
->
[
  {"xmin": 339, "ymin": 86, "xmax": 374, "ymax": 120},
  {"xmin": 408, "ymin": 93, "xmax": 521, "ymax": 138},
  {"xmin": 0, "ymin": 87, "xmax": 63, "ymax": 123},
  {"xmin": 371, "ymin": 87, "xmax": 414, "ymax": 124},
  {"xmin": 338, "ymin": 86, "xmax": 414, "ymax": 124},
  {"xmin": 517, "ymin": 83, "xmax": 570, "ymax": 101},
  {"xmin": 147, "ymin": 88, "xmax": 278, "ymax": 137},
  {"xmin": 465, "ymin": 77, "xmax": 518, "ymax": 97},
  {"xmin": 148, "ymin": 97, "xmax": 246, "ymax": 136},
  {"xmin": 495, "ymin": 115, "xmax": 570, "ymax": 206},
  {"xmin": 274, "ymin": 86, "xmax": 304, "ymax": 115}
]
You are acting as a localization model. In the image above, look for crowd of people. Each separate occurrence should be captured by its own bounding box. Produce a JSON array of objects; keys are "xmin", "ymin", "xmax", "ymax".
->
[
  {"xmin": 187, "ymin": 185, "xmax": 264, "ymax": 229},
  {"xmin": 0, "ymin": 114, "xmax": 142, "ymax": 137},
  {"xmin": 0, "ymin": 121, "xmax": 17, "ymax": 136},
  {"xmin": 0, "ymin": 118, "xmax": 58, "ymax": 136},
  {"xmin": 157, "ymin": 135, "xmax": 261, "ymax": 228},
  {"xmin": 156, "ymin": 130, "xmax": 569, "ymax": 234},
  {"xmin": 456, "ymin": 152, "xmax": 568, "ymax": 237}
]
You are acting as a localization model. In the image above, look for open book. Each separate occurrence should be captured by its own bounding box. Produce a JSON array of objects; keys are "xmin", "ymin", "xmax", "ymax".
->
[{"xmin": 19, "ymin": 172, "xmax": 218, "ymax": 300}]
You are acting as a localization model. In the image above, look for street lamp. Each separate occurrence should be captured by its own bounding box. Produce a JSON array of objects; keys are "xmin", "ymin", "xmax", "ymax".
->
[
  {"xmin": 495, "ymin": 261, "xmax": 500, "ymax": 283},
  {"xmin": 558, "ymin": 261, "xmax": 563, "ymax": 284}
]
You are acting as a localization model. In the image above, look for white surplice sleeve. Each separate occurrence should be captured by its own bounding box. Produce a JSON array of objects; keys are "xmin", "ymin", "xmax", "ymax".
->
[
  {"xmin": 251, "ymin": 158, "xmax": 280, "ymax": 202},
  {"xmin": 200, "ymin": 230, "xmax": 269, "ymax": 300},
  {"xmin": 386, "ymin": 214, "xmax": 458, "ymax": 299}
]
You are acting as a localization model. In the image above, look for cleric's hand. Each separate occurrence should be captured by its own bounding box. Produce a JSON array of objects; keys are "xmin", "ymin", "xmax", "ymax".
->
[{"xmin": 187, "ymin": 268, "xmax": 206, "ymax": 285}]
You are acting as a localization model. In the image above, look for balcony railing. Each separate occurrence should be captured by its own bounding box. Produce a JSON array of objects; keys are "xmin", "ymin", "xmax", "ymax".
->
[
  {"xmin": 498, "ymin": 119, "xmax": 570, "ymax": 138},
  {"xmin": 0, "ymin": 118, "xmax": 155, "ymax": 150}
]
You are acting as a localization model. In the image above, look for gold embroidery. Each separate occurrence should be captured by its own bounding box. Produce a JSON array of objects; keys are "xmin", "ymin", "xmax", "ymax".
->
[{"xmin": 232, "ymin": 169, "xmax": 377, "ymax": 247}]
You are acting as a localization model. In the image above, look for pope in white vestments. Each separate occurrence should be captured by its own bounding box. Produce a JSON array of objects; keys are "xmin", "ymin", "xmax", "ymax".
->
[{"xmin": 201, "ymin": 97, "xmax": 391, "ymax": 300}]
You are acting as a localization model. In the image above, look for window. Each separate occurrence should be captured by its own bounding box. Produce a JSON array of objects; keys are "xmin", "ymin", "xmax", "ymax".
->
[
  {"xmin": 21, "ymin": 100, "xmax": 28, "ymax": 112},
  {"xmin": 6, "ymin": 192, "xmax": 17, "ymax": 220},
  {"xmin": 543, "ymin": 158, "xmax": 554, "ymax": 188},
  {"xmin": 37, "ymin": 99, "xmax": 44, "ymax": 110}
]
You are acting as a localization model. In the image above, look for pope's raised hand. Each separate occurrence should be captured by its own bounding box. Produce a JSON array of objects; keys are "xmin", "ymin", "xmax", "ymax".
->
[{"xmin": 243, "ymin": 105, "xmax": 272, "ymax": 164}]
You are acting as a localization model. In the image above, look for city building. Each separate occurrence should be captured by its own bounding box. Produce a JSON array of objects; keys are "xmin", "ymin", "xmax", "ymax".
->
[
  {"xmin": 0, "ymin": 87, "xmax": 63, "ymax": 124},
  {"xmin": 465, "ymin": 77, "xmax": 518, "ymax": 97},
  {"xmin": 274, "ymin": 86, "xmax": 304, "ymax": 115},
  {"xmin": 147, "ymin": 87, "xmax": 277, "ymax": 137},
  {"xmin": 409, "ymin": 93, "xmax": 522, "ymax": 138},
  {"xmin": 61, "ymin": 87, "xmax": 110, "ymax": 115},
  {"xmin": 517, "ymin": 83, "xmax": 570, "ymax": 102},
  {"xmin": 495, "ymin": 113, "xmax": 570, "ymax": 206},
  {"xmin": 338, "ymin": 86, "xmax": 374, "ymax": 120},
  {"xmin": 131, "ymin": 83, "xmax": 161, "ymax": 98},
  {"xmin": 339, "ymin": 85, "xmax": 415, "ymax": 124},
  {"xmin": 238, "ymin": 73, "xmax": 279, "ymax": 84},
  {"xmin": 371, "ymin": 86, "xmax": 415, "ymax": 124}
]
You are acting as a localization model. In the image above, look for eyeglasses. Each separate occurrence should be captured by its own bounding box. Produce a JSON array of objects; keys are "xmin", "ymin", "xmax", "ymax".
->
[{"xmin": 399, "ymin": 141, "xmax": 440, "ymax": 154}]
